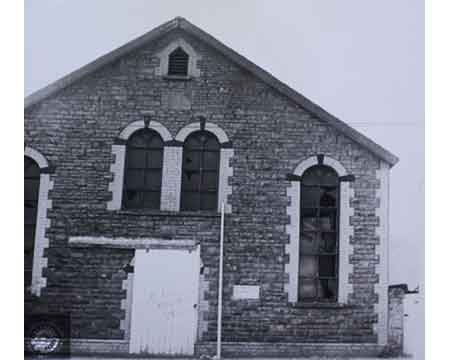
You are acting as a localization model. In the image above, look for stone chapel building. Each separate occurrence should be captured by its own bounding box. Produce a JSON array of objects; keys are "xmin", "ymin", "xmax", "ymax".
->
[{"xmin": 24, "ymin": 17, "xmax": 405, "ymax": 357}]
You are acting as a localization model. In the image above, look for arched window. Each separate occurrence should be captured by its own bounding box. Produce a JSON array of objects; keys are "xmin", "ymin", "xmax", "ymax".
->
[
  {"xmin": 24, "ymin": 156, "xmax": 40, "ymax": 287},
  {"xmin": 168, "ymin": 47, "xmax": 189, "ymax": 76},
  {"xmin": 181, "ymin": 131, "xmax": 220, "ymax": 211},
  {"xmin": 123, "ymin": 129, "xmax": 164, "ymax": 209},
  {"xmin": 299, "ymin": 165, "xmax": 339, "ymax": 302}
]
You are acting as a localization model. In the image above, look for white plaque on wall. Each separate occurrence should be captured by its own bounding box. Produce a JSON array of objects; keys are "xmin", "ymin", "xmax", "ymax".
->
[{"xmin": 232, "ymin": 285, "xmax": 260, "ymax": 300}]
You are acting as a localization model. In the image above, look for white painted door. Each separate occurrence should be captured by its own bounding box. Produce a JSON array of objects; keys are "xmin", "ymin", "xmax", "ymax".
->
[
  {"xmin": 129, "ymin": 247, "xmax": 200, "ymax": 355},
  {"xmin": 403, "ymin": 293, "xmax": 424, "ymax": 359}
]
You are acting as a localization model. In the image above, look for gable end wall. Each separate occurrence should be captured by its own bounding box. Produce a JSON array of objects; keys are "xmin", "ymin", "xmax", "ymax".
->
[{"xmin": 25, "ymin": 29, "xmax": 389, "ymax": 351}]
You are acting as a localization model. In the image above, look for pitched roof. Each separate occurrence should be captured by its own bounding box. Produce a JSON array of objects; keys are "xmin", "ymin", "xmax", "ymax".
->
[{"xmin": 24, "ymin": 17, "xmax": 398, "ymax": 166}]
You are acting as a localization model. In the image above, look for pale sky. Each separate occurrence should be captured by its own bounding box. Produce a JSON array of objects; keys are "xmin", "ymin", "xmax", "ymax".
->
[{"xmin": 25, "ymin": 0, "xmax": 424, "ymax": 290}]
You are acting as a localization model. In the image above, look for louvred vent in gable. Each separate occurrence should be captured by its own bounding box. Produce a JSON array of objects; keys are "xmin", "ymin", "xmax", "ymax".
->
[{"xmin": 168, "ymin": 47, "xmax": 189, "ymax": 76}]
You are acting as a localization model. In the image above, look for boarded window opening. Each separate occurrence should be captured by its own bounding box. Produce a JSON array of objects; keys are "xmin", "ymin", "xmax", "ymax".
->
[{"xmin": 168, "ymin": 47, "xmax": 189, "ymax": 76}]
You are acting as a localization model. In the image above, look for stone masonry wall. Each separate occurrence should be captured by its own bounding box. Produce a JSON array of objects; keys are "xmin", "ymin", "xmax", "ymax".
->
[{"xmin": 25, "ymin": 29, "xmax": 387, "ymax": 345}]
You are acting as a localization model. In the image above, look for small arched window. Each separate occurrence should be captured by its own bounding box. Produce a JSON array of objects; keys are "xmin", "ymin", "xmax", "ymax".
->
[
  {"xmin": 299, "ymin": 165, "xmax": 339, "ymax": 302},
  {"xmin": 168, "ymin": 47, "xmax": 189, "ymax": 76},
  {"xmin": 123, "ymin": 129, "xmax": 163, "ymax": 209},
  {"xmin": 181, "ymin": 131, "xmax": 220, "ymax": 211},
  {"xmin": 24, "ymin": 156, "xmax": 40, "ymax": 287}
]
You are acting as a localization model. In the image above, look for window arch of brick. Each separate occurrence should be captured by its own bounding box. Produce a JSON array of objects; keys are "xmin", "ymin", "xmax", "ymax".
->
[
  {"xmin": 175, "ymin": 121, "xmax": 233, "ymax": 213},
  {"xmin": 24, "ymin": 146, "xmax": 53, "ymax": 296},
  {"xmin": 107, "ymin": 120, "xmax": 173, "ymax": 211},
  {"xmin": 285, "ymin": 155, "xmax": 354, "ymax": 304}
]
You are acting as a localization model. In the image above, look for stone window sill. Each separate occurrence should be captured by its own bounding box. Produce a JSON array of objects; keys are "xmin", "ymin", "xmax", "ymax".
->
[
  {"xmin": 115, "ymin": 208, "xmax": 221, "ymax": 218},
  {"xmin": 289, "ymin": 302, "xmax": 354, "ymax": 309},
  {"xmin": 163, "ymin": 74, "xmax": 192, "ymax": 81}
]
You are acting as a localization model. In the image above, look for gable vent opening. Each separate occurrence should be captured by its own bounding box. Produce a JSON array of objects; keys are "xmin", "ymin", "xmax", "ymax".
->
[{"xmin": 168, "ymin": 47, "xmax": 189, "ymax": 76}]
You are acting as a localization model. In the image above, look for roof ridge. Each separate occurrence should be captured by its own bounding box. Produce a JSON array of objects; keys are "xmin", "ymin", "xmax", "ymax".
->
[{"xmin": 24, "ymin": 16, "xmax": 398, "ymax": 166}]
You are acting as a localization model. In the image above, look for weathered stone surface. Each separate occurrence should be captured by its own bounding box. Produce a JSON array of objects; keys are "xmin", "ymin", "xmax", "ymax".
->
[{"xmin": 24, "ymin": 28, "xmax": 390, "ymax": 354}]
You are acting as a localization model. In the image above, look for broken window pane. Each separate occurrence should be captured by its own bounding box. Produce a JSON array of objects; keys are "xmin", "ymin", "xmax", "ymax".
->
[
  {"xmin": 301, "ymin": 216, "xmax": 317, "ymax": 232},
  {"xmin": 319, "ymin": 209, "xmax": 337, "ymax": 231},
  {"xmin": 299, "ymin": 255, "xmax": 318, "ymax": 277},
  {"xmin": 299, "ymin": 278, "xmax": 317, "ymax": 300},
  {"xmin": 300, "ymin": 232, "xmax": 319, "ymax": 254},
  {"xmin": 299, "ymin": 164, "xmax": 339, "ymax": 301},
  {"xmin": 321, "ymin": 232, "xmax": 337, "ymax": 253}
]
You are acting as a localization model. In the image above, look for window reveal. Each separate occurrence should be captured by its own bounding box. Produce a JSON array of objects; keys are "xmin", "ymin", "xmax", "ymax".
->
[
  {"xmin": 299, "ymin": 165, "xmax": 339, "ymax": 302},
  {"xmin": 181, "ymin": 131, "xmax": 220, "ymax": 211},
  {"xmin": 24, "ymin": 156, "xmax": 40, "ymax": 287},
  {"xmin": 123, "ymin": 129, "xmax": 163, "ymax": 209}
]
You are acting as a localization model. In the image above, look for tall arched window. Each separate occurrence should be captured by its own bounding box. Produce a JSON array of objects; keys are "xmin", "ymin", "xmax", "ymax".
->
[
  {"xmin": 123, "ymin": 129, "xmax": 163, "ymax": 209},
  {"xmin": 24, "ymin": 156, "xmax": 40, "ymax": 288},
  {"xmin": 299, "ymin": 165, "xmax": 339, "ymax": 302},
  {"xmin": 168, "ymin": 47, "xmax": 189, "ymax": 76},
  {"xmin": 181, "ymin": 131, "xmax": 220, "ymax": 211}
]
